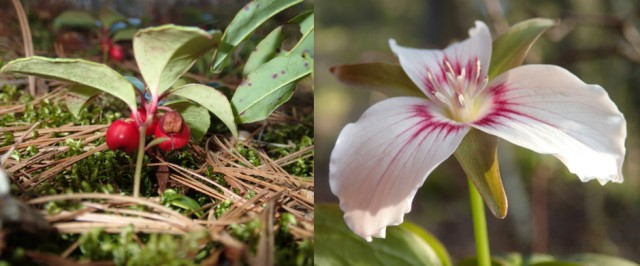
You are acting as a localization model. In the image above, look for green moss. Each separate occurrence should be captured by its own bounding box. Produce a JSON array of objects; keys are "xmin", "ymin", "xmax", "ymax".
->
[
  {"xmin": 77, "ymin": 226, "xmax": 211, "ymax": 266},
  {"xmin": 214, "ymin": 199, "xmax": 232, "ymax": 219},
  {"xmin": 260, "ymin": 114, "xmax": 314, "ymax": 177}
]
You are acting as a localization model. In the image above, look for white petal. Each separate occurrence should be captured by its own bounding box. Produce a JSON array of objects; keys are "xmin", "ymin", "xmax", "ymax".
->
[
  {"xmin": 473, "ymin": 65, "xmax": 626, "ymax": 184},
  {"xmin": 389, "ymin": 21, "xmax": 492, "ymax": 96},
  {"xmin": 329, "ymin": 97, "xmax": 469, "ymax": 241},
  {"xmin": 443, "ymin": 21, "xmax": 493, "ymax": 79}
]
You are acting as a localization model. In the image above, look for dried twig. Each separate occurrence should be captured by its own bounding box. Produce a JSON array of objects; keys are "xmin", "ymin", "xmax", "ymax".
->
[{"xmin": 9, "ymin": 0, "xmax": 36, "ymax": 96}]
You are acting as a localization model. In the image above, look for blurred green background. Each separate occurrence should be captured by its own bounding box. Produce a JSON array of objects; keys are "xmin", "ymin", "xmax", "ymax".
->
[{"xmin": 316, "ymin": 0, "xmax": 640, "ymax": 262}]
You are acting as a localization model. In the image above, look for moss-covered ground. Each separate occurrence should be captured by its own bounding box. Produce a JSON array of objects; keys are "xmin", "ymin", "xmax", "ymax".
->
[{"xmin": 0, "ymin": 84, "xmax": 314, "ymax": 265}]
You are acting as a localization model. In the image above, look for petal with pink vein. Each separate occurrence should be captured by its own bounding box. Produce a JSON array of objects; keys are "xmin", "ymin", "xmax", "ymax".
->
[
  {"xmin": 329, "ymin": 97, "xmax": 470, "ymax": 241},
  {"xmin": 473, "ymin": 65, "xmax": 626, "ymax": 184},
  {"xmin": 389, "ymin": 21, "xmax": 492, "ymax": 98}
]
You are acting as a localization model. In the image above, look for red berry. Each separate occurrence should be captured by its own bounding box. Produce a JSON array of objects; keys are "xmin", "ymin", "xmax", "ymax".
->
[
  {"xmin": 130, "ymin": 107, "xmax": 157, "ymax": 136},
  {"xmin": 154, "ymin": 111, "xmax": 191, "ymax": 151},
  {"xmin": 106, "ymin": 119, "xmax": 139, "ymax": 153},
  {"xmin": 109, "ymin": 44, "xmax": 124, "ymax": 61}
]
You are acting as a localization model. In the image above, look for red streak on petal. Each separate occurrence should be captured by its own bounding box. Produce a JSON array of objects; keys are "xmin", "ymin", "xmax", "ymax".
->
[
  {"xmin": 409, "ymin": 104, "xmax": 464, "ymax": 145},
  {"xmin": 473, "ymin": 83, "xmax": 553, "ymax": 128}
]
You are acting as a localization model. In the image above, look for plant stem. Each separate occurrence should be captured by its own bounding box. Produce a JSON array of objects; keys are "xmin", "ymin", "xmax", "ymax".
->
[
  {"xmin": 469, "ymin": 178, "xmax": 491, "ymax": 266},
  {"xmin": 132, "ymin": 126, "xmax": 146, "ymax": 197}
]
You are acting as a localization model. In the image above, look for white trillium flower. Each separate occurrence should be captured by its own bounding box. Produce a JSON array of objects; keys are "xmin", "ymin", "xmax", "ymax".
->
[{"xmin": 329, "ymin": 21, "xmax": 626, "ymax": 241}]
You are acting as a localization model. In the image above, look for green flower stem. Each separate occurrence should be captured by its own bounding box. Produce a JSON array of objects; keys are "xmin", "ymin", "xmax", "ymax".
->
[
  {"xmin": 469, "ymin": 178, "xmax": 491, "ymax": 266},
  {"xmin": 132, "ymin": 126, "xmax": 146, "ymax": 197}
]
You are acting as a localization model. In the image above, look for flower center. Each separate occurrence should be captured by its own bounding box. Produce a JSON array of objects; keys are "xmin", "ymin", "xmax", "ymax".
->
[{"xmin": 424, "ymin": 57, "xmax": 491, "ymax": 123}]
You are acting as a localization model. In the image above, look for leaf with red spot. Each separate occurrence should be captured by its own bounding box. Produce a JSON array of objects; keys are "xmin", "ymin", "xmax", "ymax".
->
[
  {"xmin": 231, "ymin": 54, "xmax": 312, "ymax": 123},
  {"xmin": 243, "ymin": 26, "xmax": 284, "ymax": 75}
]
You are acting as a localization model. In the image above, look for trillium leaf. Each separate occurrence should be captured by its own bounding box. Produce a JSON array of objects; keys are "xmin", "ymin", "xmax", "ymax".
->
[
  {"xmin": 231, "ymin": 54, "xmax": 311, "ymax": 123},
  {"xmin": 400, "ymin": 222, "xmax": 452, "ymax": 266},
  {"xmin": 0, "ymin": 56, "xmax": 137, "ymax": 109},
  {"xmin": 163, "ymin": 100, "xmax": 210, "ymax": 141},
  {"xmin": 315, "ymin": 204, "xmax": 445, "ymax": 266},
  {"xmin": 488, "ymin": 18, "xmax": 557, "ymax": 79},
  {"xmin": 454, "ymin": 129, "xmax": 508, "ymax": 219},
  {"xmin": 52, "ymin": 10, "xmax": 97, "ymax": 31},
  {"xmin": 288, "ymin": 11, "xmax": 314, "ymax": 58},
  {"xmin": 559, "ymin": 253, "xmax": 639, "ymax": 266},
  {"xmin": 211, "ymin": 0, "xmax": 303, "ymax": 72},
  {"xmin": 169, "ymin": 84, "xmax": 237, "ymax": 139},
  {"xmin": 134, "ymin": 25, "xmax": 220, "ymax": 97},
  {"xmin": 243, "ymin": 26, "xmax": 284, "ymax": 75},
  {"xmin": 493, "ymin": 252, "xmax": 561, "ymax": 265},
  {"xmin": 65, "ymin": 84, "xmax": 100, "ymax": 118},
  {"xmin": 330, "ymin": 63, "xmax": 424, "ymax": 98},
  {"xmin": 529, "ymin": 262, "xmax": 581, "ymax": 266}
]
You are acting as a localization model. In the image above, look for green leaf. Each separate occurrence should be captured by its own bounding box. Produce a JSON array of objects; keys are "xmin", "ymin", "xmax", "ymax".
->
[
  {"xmin": 456, "ymin": 257, "xmax": 512, "ymax": 266},
  {"xmin": 52, "ymin": 10, "xmax": 97, "ymax": 31},
  {"xmin": 169, "ymin": 84, "xmax": 238, "ymax": 139},
  {"xmin": 288, "ymin": 11, "xmax": 314, "ymax": 58},
  {"xmin": 492, "ymin": 253, "xmax": 562, "ymax": 266},
  {"xmin": 330, "ymin": 63, "xmax": 424, "ymax": 98},
  {"xmin": 243, "ymin": 26, "xmax": 284, "ymax": 75},
  {"xmin": 211, "ymin": 0, "xmax": 303, "ymax": 71},
  {"xmin": 98, "ymin": 8, "xmax": 126, "ymax": 30},
  {"xmin": 163, "ymin": 101, "xmax": 210, "ymax": 141},
  {"xmin": 454, "ymin": 129, "xmax": 507, "ymax": 219},
  {"xmin": 170, "ymin": 77, "xmax": 200, "ymax": 91},
  {"xmin": 289, "ymin": 10, "xmax": 314, "ymax": 34},
  {"xmin": 231, "ymin": 54, "xmax": 311, "ymax": 123},
  {"xmin": 400, "ymin": 222, "xmax": 452, "ymax": 266},
  {"xmin": 65, "ymin": 84, "xmax": 100, "ymax": 118},
  {"xmin": 124, "ymin": 75, "xmax": 146, "ymax": 92},
  {"xmin": 560, "ymin": 253, "xmax": 639, "ymax": 266},
  {"xmin": 112, "ymin": 27, "xmax": 137, "ymax": 42},
  {"xmin": 315, "ymin": 204, "xmax": 444, "ymax": 266},
  {"xmin": 489, "ymin": 18, "xmax": 557, "ymax": 79},
  {"xmin": 162, "ymin": 189, "xmax": 204, "ymax": 218},
  {"xmin": 530, "ymin": 262, "xmax": 581, "ymax": 266},
  {"xmin": 134, "ymin": 25, "xmax": 220, "ymax": 96},
  {"xmin": 0, "ymin": 57, "xmax": 137, "ymax": 109}
]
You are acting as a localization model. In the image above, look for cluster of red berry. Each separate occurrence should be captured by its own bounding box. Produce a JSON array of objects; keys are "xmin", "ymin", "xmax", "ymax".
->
[
  {"xmin": 106, "ymin": 108, "xmax": 190, "ymax": 153},
  {"xmin": 99, "ymin": 29, "xmax": 124, "ymax": 61}
]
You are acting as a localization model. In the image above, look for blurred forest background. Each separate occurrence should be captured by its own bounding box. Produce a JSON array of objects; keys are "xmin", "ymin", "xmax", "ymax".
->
[
  {"xmin": 316, "ymin": 0, "xmax": 640, "ymax": 262},
  {"xmin": 0, "ymin": 0, "xmax": 250, "ymax": 55}
]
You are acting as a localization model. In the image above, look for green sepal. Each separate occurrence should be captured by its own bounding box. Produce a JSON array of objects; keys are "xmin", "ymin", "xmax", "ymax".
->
[
  {"xmin": 489, "ymin": 18, "xmax": 558, "ymax": 79},
  {"xmin": 330, "ymin": 63, "xmax": 424, "ymax": 98},
  {"xmin": 454, "ymin": 129, "xmax": 507, "ymax": 219}
]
